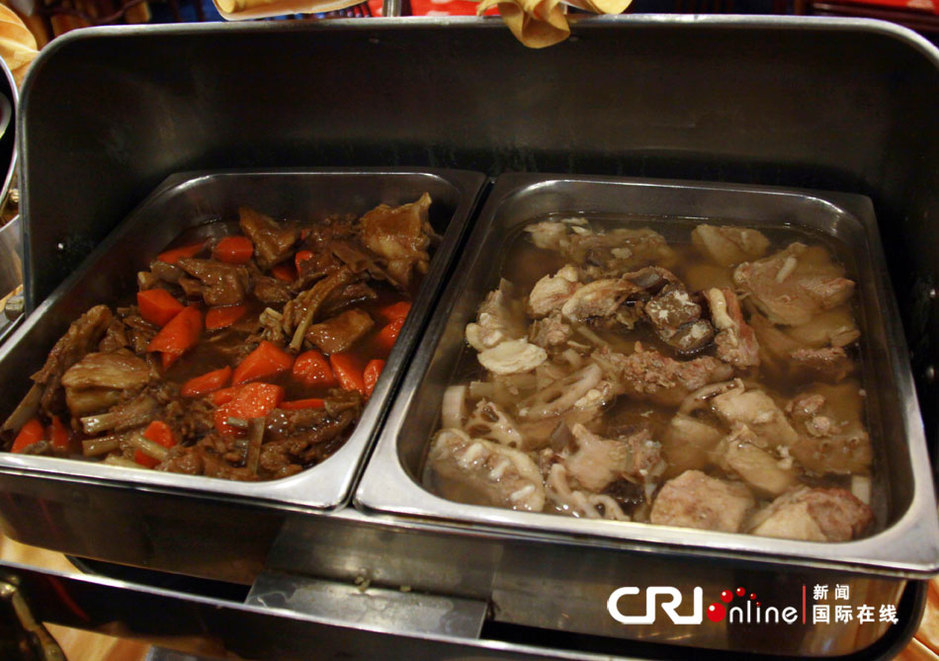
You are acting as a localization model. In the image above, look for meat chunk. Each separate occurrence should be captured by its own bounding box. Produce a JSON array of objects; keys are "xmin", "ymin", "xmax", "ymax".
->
[
  {"xmin": 319, "ymin": 282, "xmax": 378, "ymax": 318},
  {"xmin": 528, "ymin": 310, "xmax": 573, "ymax": 349},
  {"xmin": 691, "ymin": 224, "xmax": 770, "ymax": 266},
  {"xmin": 712, "ymin": 425, "xmax": 796, "ymax": 497},
  {"xmin": 709, "ymin": 385, "xmax": 799, "ymax": 448},
  {"xmin": 650, "ymin": 469, "xmax": 755, "ymax": 533},
  {"xmin": 60, "ymin": 350, "xmax": 152, "ymax": 417},
  {"xmin": 426, "ymin": 428, "xmax": 546, "ymax": 512},
  {"xmin": 561, "ymin": 278, "xmax": 637, "ymax": 322},
  {"xmin": 749, "ymin": 312, "xmax": 855, "ymax": 383},
  {"xmin": 358, "ymin": 193, "xmax": 434, "ymax": 289},
  {"xmin": 661, "ymin": 414, "xmax": 724, "ymax": 477},
  {"xmin": 733, "ymin": 243, "xmax": 855, "ymax": 326},
  {"xmin": 478, "ymin": 339, "xmax": 547, "ymax": 376},
  {"xmin": 20, "ymin": 305, "xmax": 114, "ymax": 419},
  {"xmin": 565, "ymin": 227, "xmax": 676, "ymax": 278},
  {"xmin": 703, "ymin": 288, "xmax": 760, "ymax": 369},
  {"xmin": 304, "ymin": 308, "xmax": 374, "ymax": 354},
  {"xmin": 465, "ymin": 281, "xmax": 528, "ymax": 352},
  {"xmin": 239, "ymin": 207, "xmax": 299, "ymax": 270},
  {"xmin": 527, "ymin": 265, "xmax": 580, "ymax": 318},
  {"xmin": 253, "ymin": 275, "xmax": 293, "ymax": 306},
  {"xmin": 610, "ymin": 345, "xmax": 734, "ymax": 407},
  {"xmin": 783, "ymin": 306, "xmax": 860, "ymax": 349},
  {"xmin": 177, "ymin": 258, "xmax": 251, "ymax": 307},
  {"xmin": 562, "ymin": 423, "xmax": 665, "ymax": 492},
  {"xmin": 748, "ymin": 487, "xmax": 873, "ymax": 541},
  {"xmin": 644, "ymin": 285, "xmax": 715, "ymax": 355},
  {"xmin": 786, "ymin": 382, "xmax": 872, "ymax": 475}
]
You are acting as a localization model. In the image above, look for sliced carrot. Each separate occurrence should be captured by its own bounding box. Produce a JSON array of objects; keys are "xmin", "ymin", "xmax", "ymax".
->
[
  {"xmin": 379, "ymin": 301, "xmax": 412, "ymax": 322},
  {"xmin": 49, "ymin": 415, "xmax": 70, "ymax": 451},
  {"xmin": 233, "ymin": 341, "xmax": 294, "ymax": 385},
  {"xmin": 294, "ymin": 250, "xmax": 314, "ymax": 273},
  {"xmin": 280, "ymin": 398, "xmax": 325, "ymax": 410},
  {"xmin": 375, "ymin": 317, "xmax": 406, "ymax": 352},
  {"xmin": 205, "ymin": 304, "xmax": 247, "ymax": 331},
  {"xmin": 181, "ymin": 366, "xmax": 232, "ymax": 398},
  {"xmin": 214, "ymin": 382, "xmax": 284, "ymax": 435},
  {"xmin": 364, "ymin": 359, "xmax": 385, "ymax": 398},
  {"xmin": 134, "ymin": 449, "xmax": 160, "ymax": 469},
  {"xmin": 157, "ymin": 242, "xmax": 205, "ymax": 265},
  {"xmin": 330, "ymin": 353, "xmax": 366, "ymax": 396},
  {"xmin": 143, "ymin": 420, "xmax": 177, "ymax": 448},
  {"xmin": 209, "ymin": 385, "xmax": 242, "ymax": 406},
  {"xmin": 147, "ymin": 306, "xmax": 202, "ymax": 369},
  {"xmin": 137, "ymin": 289, "xmax": 184, "ymax": 327},
  {"xmin": 292, "ymin": 350, "xmax": 336, "ymax": 387},
  {"xmin": 213, "ymin": 236, "xmax": 254, "ymax": 265},
  {"xmin": 271, "ymin": 263, "xmax": 297, "ymax": 283},
  {"xmin": 11, "ymin": 418, "xmax": 44, "ymax": 453}
]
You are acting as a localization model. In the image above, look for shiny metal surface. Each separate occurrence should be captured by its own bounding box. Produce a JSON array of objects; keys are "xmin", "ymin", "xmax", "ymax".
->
[
  {"xmin": 0, "ymin": 215, "xmax": 21, "ymax": 343},
  {"xmin": 357, "ymin": 174, "xmax": 939, "ymax": 576},
  {"xmin": 0, "ymin": 168, "xmax": 485, "ymax": 511}
]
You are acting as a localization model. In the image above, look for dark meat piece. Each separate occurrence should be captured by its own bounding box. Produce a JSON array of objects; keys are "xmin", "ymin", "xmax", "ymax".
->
[
  {"xmin": 283, "ymin": 267, "xmax": 357, "ymax": 352},
  {"xmin": 253, "ymin": 275, "xmax": 293, "ymax": 306},
  {"xmin": 239, "ymin": 207, "xmax": 299, "ymax": 270},
  {"xmin": 177, "ymin": 258, "xmax": 251, "ymax": 307},
  {"xmin": 60, "ymin": 350, "xmax": 152, "ymax": 418},
  {"xmin": 305, "ymin": 308, "xmax": 374, "ymax": 354},
  {"xmin": 148, "ymin": 260, "xmax": 183, "ymax": 284},
  {"xmin": 177, "ymin": 276, "xmax": 203, "ymax": 299},
  {"xmin": 644, "ymin": 284, "xmax": 715, "ymax": 355},
  {"xmin": 120, "ymin": 314, "xmax": 158, "ymax": 355},
  {"xmin": 3, "ymin": 305, "xmax": 114, "ymax": 425},
  {"xmin": 98, "ymin": 318, "xmax": 130, "ymax": 353},
  {"xmin": 358, "ymin": 193, "xmax": 434, "ymax": 289},
  {"xmin": 159, "ymin": 437, "xmax": 259, "ymax": 481},
  {"xmin": 260, "ymin": 398, "xmax": 362, "ymax": 475},
  {"xmin": 319, "ymin": 282, "xmax": 378, "ymax": 319}
]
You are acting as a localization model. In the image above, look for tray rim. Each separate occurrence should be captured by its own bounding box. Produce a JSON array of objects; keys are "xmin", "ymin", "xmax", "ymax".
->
[{"xmin": 355, "ymin": 172, "xmax": 939, "ymax": 578}]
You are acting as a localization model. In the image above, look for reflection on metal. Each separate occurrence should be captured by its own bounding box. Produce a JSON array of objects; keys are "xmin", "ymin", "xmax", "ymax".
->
[
  {"xmin": 247, "ymin": 572, "xmax": 487, "ymax": 638},
  {"xmin": 0, "ymin": 580, "xmax": 65, "ymax": 660}
]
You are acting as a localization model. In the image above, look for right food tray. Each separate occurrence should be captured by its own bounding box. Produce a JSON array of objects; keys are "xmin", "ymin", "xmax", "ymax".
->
[{"xmin": 356, "ymin": 173, "xmax": 939, "ymax": 576}]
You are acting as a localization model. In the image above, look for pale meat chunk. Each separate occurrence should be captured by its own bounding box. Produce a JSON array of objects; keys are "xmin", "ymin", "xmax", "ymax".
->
[
  {"xmin": 528, "ymin": 310, "xmax": 573, "ymax": 349},
  {"xmin": 650, "ymin": 469, "xmax": 755, "ymax": 533},
  {"xmin": 733, "ymin": 243, "xmax": 855, "ymax": 326},
  {"xmin": 710, "ymin": 386, "xmax": 799, "ymax": 448},
  {"xmin": 691, "ymin": 224, "xmax": 770, "ymax": 266},
  {"xmin": 527, "ymin": 265, "xmax": 581, "ymax": 318},
  {"xmin": 562, "ymin": 423, "xmax": 665, "ymax": 492},
  {"xmin": 712, "ymin": 425, "xmax": 796, "ymax": 497},
  {"xmin": 783, "ymin": 306, "xmax": 860, "ymax": 349},
  {"xmin": 465, "ymin": 281, "xmax": 528, "ymax": 352},
  {"xmin": 661, "ymin": 414, "xmax": 724, "ymax": 477},
  {"xmin": 426, "ymin": 429, "xmax": 545, "ymax": 512},
  {"xmin": 304, "ymin": 308, "xmax": 374, "ymax": 354},
  {"xmin": 561, "ymin": 278, "xmax": 637, "ymax": 322},
  {"xmin": 610, "ymin": 345, "xmax": 734, "ymax": 407},
  {"xmin": 358, "ymin": 193, "xmax": 433, "ymax": 289},
  {"xmin": 564, "ymin": 227, "xmax": 676, "ymax": 278},
  {"xmin": 60, "ymin": 350, "xmax": 152, "ymax": 417},
  {"xmin": 238, "ymin": 207, "xmax": 299, "ymax": 270},
  {"xmin": 748, "ymin": 487, "xmax": 873, "ymax": 542},
  {"xmin": 749, "ymin": 312, "xmax": 855, "ymax": 383},
  {"xmin": 786, "ymin": 382, "xmax": 872, "ymax": 475},
  {"xmin": 703, "ymin": 288, "xmax": 760, "ymax": 369}
]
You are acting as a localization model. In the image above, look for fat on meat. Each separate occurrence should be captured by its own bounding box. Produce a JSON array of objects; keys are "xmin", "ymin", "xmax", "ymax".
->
[
  {"xmin": 358, "ymin": 192, "xmax": 434, "ymax": 289},
  {"xmin": 607, "ymin": 344, "xmax": 734, "ymax": 407},
  {"xmin": 527, "ymin": 265, "xmax": 581, "ymax": 318},
  {"xmin": 691, "ymin": 224, "xmax": 770, "ymax": 266},
  {"xmin": 712, "ymin": 424, "xmax": 796, "ymax": 497},
  {"xmin": 650, "ymin": 469, "xmax": 755, "ymax": 533},
  {"xmin": 710, "ymin": 385, "xmax": 799, "ymax": 448},
  {"xmin": 561, "ymin": 423, "xmax": 665, "ymax": 493}
]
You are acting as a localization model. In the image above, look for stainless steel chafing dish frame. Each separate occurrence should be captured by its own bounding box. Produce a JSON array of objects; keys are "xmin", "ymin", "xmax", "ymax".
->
[
  {"xmin": 0, "ymin": 167, "xmax": 487, "ymax": 511},
  {"xmin": 357, "ymin": 172, "xmax": 939, "ymax": 577},
  {"xmin": 2, "ymin": 15, "xmax": 939, "ymax": 659}
]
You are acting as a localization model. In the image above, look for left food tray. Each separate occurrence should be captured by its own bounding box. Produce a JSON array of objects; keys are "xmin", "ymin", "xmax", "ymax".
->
[{"xmin": 0, "ymin": 168, "xmax": 486, "ymax": 510}]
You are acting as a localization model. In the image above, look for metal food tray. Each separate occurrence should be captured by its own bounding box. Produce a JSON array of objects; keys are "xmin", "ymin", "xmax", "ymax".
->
[
  {"xmin": 0, "ymin": 167, "xmax": 486, "ymax": 511},
  {"xmin": 357, "ymin": 172, "xmax": 939, "ymax": 576}
]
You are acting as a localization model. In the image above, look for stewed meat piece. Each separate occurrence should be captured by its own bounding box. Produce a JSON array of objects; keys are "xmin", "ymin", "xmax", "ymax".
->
[
  {"xmin": 60, "ymin": 350, "xmax": 152, "ymax": 417},
  {"xmin": 650, "ymin": 469, "xmax": 755, "ymax": 533},
  {"xmin": 786, "ymin": 382, "xmax": 872, "ymax": 475},
  {"xmin": 733, "ymin": 243, "xmax": 855, "ymax": 326},
  {"xmin": 177, "ymin": 258, "xmax": 251, "ymax": 307},
  {"xmin": 691, "ymin": 224, "xmax": 770, "ymax": 266},
  {"xmin": 748, "ymin": 487, "xmax": 873, "ymax": 541},
  {"xmin": 359, "ymin": 193, "xmax": 434, "ymax": 289},
  {"xmin": 527, "ymin": 265, "xmax": 581, "ymax": 318},
  {"xmin": 561, "ymin": 423, "xmax": 665, "ymax": 492},
  {"xmin": 238, "ymin": 207, "xmax": 299, "ymax": 270},
  {"xmin": 304, "ymin": 308, "xmax": 375, "ymax": 354},
  {"xmin": 610, "ymin": 345, "xmax": 734, "ymax": 407}
]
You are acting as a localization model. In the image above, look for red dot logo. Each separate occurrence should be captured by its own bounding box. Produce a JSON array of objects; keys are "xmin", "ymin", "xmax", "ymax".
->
[
  {"xmin": 720, "ymin": 590, "xmax": 733, "ymax": 603},
  {"xmin": 707, "ymin": 603, "xmax": 727, "ymax": 622},
  {"xmin": 750, "ymin": 593, "xmax": 757, "ymax": 600},
  {"xmin": 735, "ymin": 587, "xmax": 746, "ymax": 597}
]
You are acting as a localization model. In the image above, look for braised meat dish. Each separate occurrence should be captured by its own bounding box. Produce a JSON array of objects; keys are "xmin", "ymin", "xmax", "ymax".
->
[
  {"xmin": 1, "ymin": 194, "xmax": 434, "ymax": 480},
  {"xmin": 425, "ymin": 217, "xmax": 874, "ymax": 542}
]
